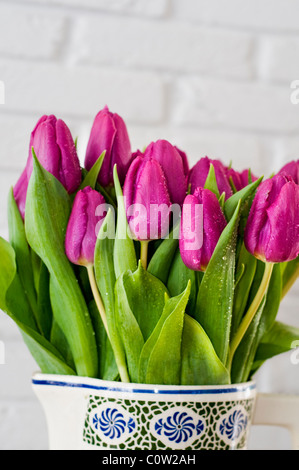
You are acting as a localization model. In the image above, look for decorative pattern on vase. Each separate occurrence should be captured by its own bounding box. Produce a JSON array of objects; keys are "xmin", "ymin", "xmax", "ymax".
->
[
  {"xmin": 151, "ymin": 408, "xmax": 206, "ymax": 449},
  {"xmin": 216, "ymin": 405, "xmax": 249, "ymax": 448},
  {"xmin": 83, "ymin": 396, "xmax": 254, "ymax": 450},
  {"xmin": 89, "ymin": 403, "xmax": 137, "ymax": 446}
]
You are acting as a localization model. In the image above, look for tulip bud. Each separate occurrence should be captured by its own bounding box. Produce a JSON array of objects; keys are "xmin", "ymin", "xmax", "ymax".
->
[
  {"xmin": 189, "ymin": 157, "xmax": 233, "ymax": 200},
  {"xmin": 179, "ymin": 188, "xmax": 227, "ymax": 271},
  {"xmin": 65, "ymin": 186, "xmax": 107, "ymax": 267},
  {"xmin": 278, "ymin": 160, "xmax": 299, "ymax": 184},
  {"xmin": 13, "ymin": 168, "xmax": 29, "ymax": 220},
  {"xmin": 85, "ymin": 106, "xmax": 132, "ymax": 187},
  {"xmin": 143, "ymin": 140, "xmax": 188, "ymax": 206},
  {"xmin": 27, "ymin": 115, "xmax": 82, "ymax": 194},
  {"xmin": 174, "ymin": 146, "xmax": 190, "ymax": 179},
  {"xmin": 226, "ymin": 167, "xmax": 258, "ymax": 192},
  {"xmin": 244, "ymin": 175, "xmax": 299, "ymax": 263},
  {"xmin": 13, "ymin": 115, "xmax": 82, "ymax": 219},
  {"xmin": 123, "ymin": 155, "xmax": 172, "ymax": 241}
]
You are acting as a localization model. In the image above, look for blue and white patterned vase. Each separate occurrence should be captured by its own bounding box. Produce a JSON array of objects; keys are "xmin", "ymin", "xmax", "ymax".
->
[{"xmin": 32, "ymin": 374, "xmax": 259, "ymax": 450}]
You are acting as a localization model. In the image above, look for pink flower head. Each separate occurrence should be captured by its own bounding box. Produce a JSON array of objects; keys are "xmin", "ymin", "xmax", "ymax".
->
[
  {"xmin": 65, "ymin": 187, "xmax": 107, "ymax": 266},
  {"xmin": 85, "ymin": 106, "xmax": 132, "ymax": 187},
  {"xmin": 179, "ymin": 187, "xmax": 227, "ymax": 271},
  {"xmin": 244, "ymin": 175, "xmax": 299, "ymax": 263}
]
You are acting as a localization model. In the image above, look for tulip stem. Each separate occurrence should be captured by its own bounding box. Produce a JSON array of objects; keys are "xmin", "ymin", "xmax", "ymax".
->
[
  {"xmin": 140, "ymin": 241, "xmax": 149, "ymax": 270},
  {"xmin": 87, "ymin": 265, "xmax": 130, "ymax": 383},
  {"xmin": 228, "ymin": 262, "xmax": 274, "ymax": 369},
  {"xmin": 87, "ymin": 265, "xmax": 110, "ymax": 340}
]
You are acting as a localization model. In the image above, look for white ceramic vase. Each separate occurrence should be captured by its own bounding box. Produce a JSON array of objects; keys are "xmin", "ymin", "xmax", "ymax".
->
[{"xmin": 32, "ymin": 373, "xmax": 299, "ymax": 451}]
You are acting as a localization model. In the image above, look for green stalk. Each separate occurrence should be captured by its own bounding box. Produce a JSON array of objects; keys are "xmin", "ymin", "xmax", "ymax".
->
[
  {"xmin": 87, "ymin": 264, "xmax": 130, "ymax": 383},
  {"xmin": 228, "ymin": 262, "xmax": 274, "ymax": 370},
  {"xmin": 87, "ymin": 265, "xmax": 109, "ymax": 338},
  {"xmin": 140, "ymin": 241, "xmax": 149, "ymax": 270}
]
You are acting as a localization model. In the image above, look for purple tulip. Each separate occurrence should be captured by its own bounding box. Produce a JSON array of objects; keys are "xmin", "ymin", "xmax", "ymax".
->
[
  {"xmin": 123, "ymin": 155, "xmax": 172, "ymax": 241},
  {"xmin": 174, "ymin": 146, "xmax": 190, "ymax": 179},
  {"xmin": 179, "ymin": 187, "xmax": 227, "ymax": 271},
  {"xmin": 226, "ymin": 167, "xmax": 258, "ymax": 192},
  {"xmin": 13, "ymin": 115, "xmax": 81, "ymax": 218},
  {"xmin": 65, "ymin": 186, "xmax": 107, "ymax": 266},
  {"xmin": 13, "ymin": 168, "xmax": 29, "ymax": 220},
  {"xmin": 27, "ymin": 115, "xmax": 82, "ymax": 193},
  {"xmin": 244, "ymin": 175, "xmax": 299, "ymax": 263},
  {"xmin": 143, "ymin": 140, "xmax": 188, "ymax": 206},
  {"xmin": 189, "ymin": 157, "xmax": 233, "ymax": 200},
  {"xmin": 85, "ymin": 106, "xmax": 132, "ymax": 187},
  {"xmin": 278, "ymin": 160, "xmax": 299, "ymax": 184}
]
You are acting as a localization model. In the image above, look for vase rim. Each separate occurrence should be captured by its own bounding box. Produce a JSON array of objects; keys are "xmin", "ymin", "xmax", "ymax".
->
[{"xmin": 32, "ymin": 372, "xmax": 256, "ymax": 396}]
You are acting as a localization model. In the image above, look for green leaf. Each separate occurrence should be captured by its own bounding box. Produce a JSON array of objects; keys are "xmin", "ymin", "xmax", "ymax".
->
[
  {"xmin": 204, "ymin": 163, "xmax": 220, "ymax": 199},
  {"xmin": 147, "ymin": 222, "xmax": 179, "ymax": 284},
  {"xmin": 80, "ymin": 151, "xmax": 105, "ymax": 190},
  {"xmin": 167, "ymin": 248, "xmax": 197, "ymax": 318},
  {"xmin": 88, "ymin": 300, "xmax": 119, "ymax": 381},
  {"xmin": 113, "ymin": 165, "xmax": 137, "ymax": 280},
  {"xmin": 224, "ymin": 176, "xmax": 263, "ymax": 221},
  {"xmin": 254, "ymin": 321, "xmax": 299, "ymax": 363},
  {"xmin": 49, "ymin": 319, "xmax": 75, "ymax": 371},
  {"xmin": 4, "ymin": 307, "xmax": 75, "ymax": 375},
  {"xmin": 36, "ymin": 262, "xmax": 53, "ymax": 340},
  {"xmin": 115, "ymin": 272, "xmax": 145, "ymax": 383},
  {"xmin": 25, "ymin": 153, "xmax": 98, "ymax": 378},
  {"xmin": 6, "ymin": 273, "xmax": 37, "ymax": 331},
  {"xmin": 139, "ymin": 282, "xmax": 191, "ymax": 385},
  {"xmin": 7, "ymin": 188, "xmax": 40, "ymax": 328},
  {"xmin": 94, "ymin": 209, "xmax": 129, "ymax": 382},
  {"xmin": 0, "ymin": 237, "xmax": 17, "ymax": 312},
  {"xmin": 231, "ymin": 243, "xmax": 257, "ymax": 337},
  {"xmin": 231, "ymin": 295, "xmax": 266, "ymax": 384},
  {"xmin": 231, "ymin": 263, "xmax": 282, "ymax": 383},
  {"xmin": 196, "ymin": 200, "xmax": 241, "ymax": 365},
  {"xmin": 21, "ymin": 326, "xmax": 76, "ymax": 375},
  {"xmin": 181, "ymin": 315, "xmax": 230, "ymax": 385},
  {"xmin": 281, "ymin": 256, "xmax": 299, "ymax": 299},
  {"xmin": 119, "ymin": 261, "xmax": 168, "ymax": 342}
]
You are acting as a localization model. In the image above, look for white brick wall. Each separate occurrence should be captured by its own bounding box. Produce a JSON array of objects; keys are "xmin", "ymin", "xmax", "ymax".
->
[{"xmin": 0, "ymin": 0, "xmax": 298, "ymax": 450}]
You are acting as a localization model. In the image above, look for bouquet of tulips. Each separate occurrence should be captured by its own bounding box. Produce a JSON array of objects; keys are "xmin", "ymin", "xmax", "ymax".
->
[{"xmin": 1, "ymin": 106, "xmax": 299, "ymax": 386}]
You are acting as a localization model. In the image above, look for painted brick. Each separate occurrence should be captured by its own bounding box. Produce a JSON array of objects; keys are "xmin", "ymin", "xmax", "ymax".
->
[
  {"xmin": 0, "ymin": 4, "xmax": 67, "ymax": 60},
  {"xmin": 128, "ymin": 125, "xmax": 265, "ymax": 175},
  {"xmin": 258, "ymin": 36, "xmax": 299, "ymax": 84},
  {"xmin": 72, "ymin": 15, "xmax": 254, "ymax": 79},
  {"xmin": 0, "ymin": 400, "xmax": 47, "ymax": 450},
  {"xmin": 0, "ymin": 115, "xmax": 37, "ymax": 170},
  {"xmin": 0, "ymin": 337, "xmax": 40, "ymax": 400},
  {"xmin": 0, "ymin": 60, "xmax": 164, "ymax": 124},
  {"xmin": 172, "ymin": 0, "xmax": 299, "ymax": 32},
  {"xmin": 0, "ymin": 113, "xmax": 91, "ymax": 170},
  {"xmin": 171, "ymin": 76, "xmax": 299, "ymax": 134},
  {"xmin": 10, "ymin": 0, "xmax": 169, "ymax": 18}
]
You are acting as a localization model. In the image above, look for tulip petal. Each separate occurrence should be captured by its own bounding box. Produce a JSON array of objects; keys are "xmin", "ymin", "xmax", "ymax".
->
[
  {"xmin": 180, "ymin": 189, "xmax": 227, "ymax": 271},
  {"xmin": 244, "ymin": 175, "xmax": 299, "ymax": 262},
  {"xmin": 145, "ymin": 140, "xmax": 187, "ymax": 206},
  {"xmin": 189, "ymin": 157, "xmax": 233, "ymax": 200},
  {"xmin": 124, "ymin": 156, "xmax": 172, "ymax": 241},
  {"xmin": 278, "ymin": 160, "xmax": 299, "ymax": 184},
  {"xmin": 263, "ymin": 181, "xmax": 299, "ymax": 262},
  {"xmin": 56, "ymin": 119, "xmax": 82, "ymax": 193},
  {"xmin": 85, "ymin": 107, "xmax": 132, "ymax": 187},
  {"xmin": 65, "ymin": 187, "xmax": 106, "ymax": 266},
  {"xmin": 13, "ymin": 168, "xmax": 29, "ymax": 220}
]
